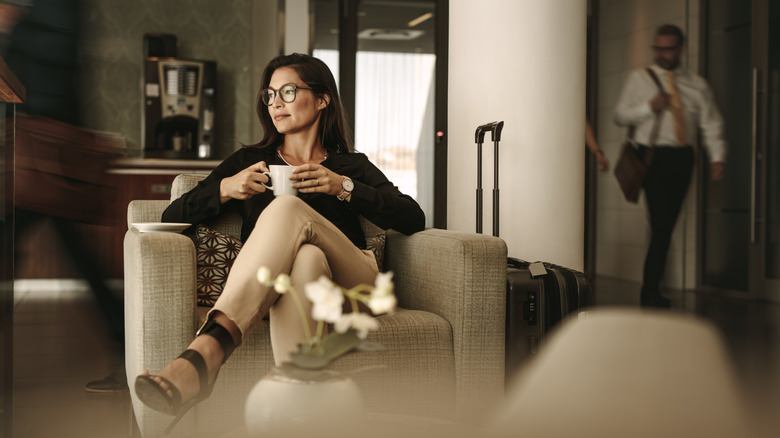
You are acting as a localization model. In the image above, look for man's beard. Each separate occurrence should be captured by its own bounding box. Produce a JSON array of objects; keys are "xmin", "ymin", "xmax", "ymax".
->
[{"xmin": 656, "ymin": 56, "xmax": 680, "ymax": 70}]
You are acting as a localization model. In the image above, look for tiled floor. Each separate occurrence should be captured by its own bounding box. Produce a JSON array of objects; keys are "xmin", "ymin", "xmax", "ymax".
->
[
  {"xmin": 10, "ymin": 277, "xmax": 780, "ymax": 437},
  {"xmin": 12, "ymin": 287, "xmax": 133, "ymax": 438},
  {"xmin": 594, "ymin": 276, "xmax": 780, "ymax": 436}
]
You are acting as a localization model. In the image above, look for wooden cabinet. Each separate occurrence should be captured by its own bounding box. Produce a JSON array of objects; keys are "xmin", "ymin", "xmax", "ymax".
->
[{"xmin": 15, "ymin": 159, "xmax": 216, "ymax": 280}]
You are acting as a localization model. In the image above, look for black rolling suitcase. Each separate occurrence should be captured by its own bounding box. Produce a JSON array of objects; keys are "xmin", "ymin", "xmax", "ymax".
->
[
  {"xmin": 474, "ymin": 122, "xmax": 591, "ymax": 379},
  {"xmin": 504, "ymin": 259, "xmax": 590, "ymax": 374}
]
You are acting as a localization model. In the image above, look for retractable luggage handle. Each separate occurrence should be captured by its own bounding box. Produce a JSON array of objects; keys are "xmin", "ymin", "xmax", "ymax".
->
[{"xmin": 475, "ymin": 121, "xmax": 504, "ymax": 237}]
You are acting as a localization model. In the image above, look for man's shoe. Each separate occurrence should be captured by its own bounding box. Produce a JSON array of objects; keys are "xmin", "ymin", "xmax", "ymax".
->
[{"xmin": 85, "ymin": 373, "xmax": 128, "ymax": 393}]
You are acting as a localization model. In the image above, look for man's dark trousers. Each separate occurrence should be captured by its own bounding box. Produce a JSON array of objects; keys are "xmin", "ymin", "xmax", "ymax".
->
[{"xmin": 638, "ymin": 145, "xmax": 695, "ymax": 304}]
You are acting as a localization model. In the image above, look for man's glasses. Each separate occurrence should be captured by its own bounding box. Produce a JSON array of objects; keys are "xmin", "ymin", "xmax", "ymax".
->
[
  {"xmin": 260, "ymin": 84, "xmax": 313, "ymax": 106},
  {"xmin": 651, "ymin": 45, "xmax": 680, "ymax": 53}
]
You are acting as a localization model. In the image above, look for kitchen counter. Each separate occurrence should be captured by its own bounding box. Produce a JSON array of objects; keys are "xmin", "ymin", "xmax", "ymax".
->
[
  {"xmin": 18, "ymin": 158, "xmax": 220, "ymax": 279},
  {"xmin": 109, "ymin": 157, "xmax": 221, "ymax": 175}
]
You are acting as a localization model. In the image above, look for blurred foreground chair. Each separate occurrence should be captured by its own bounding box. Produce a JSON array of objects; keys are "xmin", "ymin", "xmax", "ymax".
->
[
  {"xmin": 124, "ymin": 174, "xmax": 508, "ymax": 437},
  {"xmin": 489, "ymin": 308, "xmax": 754, "ymax": 438}
]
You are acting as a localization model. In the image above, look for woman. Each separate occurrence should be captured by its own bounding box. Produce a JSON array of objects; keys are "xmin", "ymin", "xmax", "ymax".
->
[
  {"xmin": 135, "ymin": 53, "xmax": 425, "ymax": 430},
  {"xmin": 585, "ymin": 120, "xmax": 610, "ymax": 172}
]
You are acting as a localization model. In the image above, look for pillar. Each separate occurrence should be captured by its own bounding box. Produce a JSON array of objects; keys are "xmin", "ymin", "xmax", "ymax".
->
[{"xmin": 448, "ymin": 0, "xmax": 587, "ymax": 270}]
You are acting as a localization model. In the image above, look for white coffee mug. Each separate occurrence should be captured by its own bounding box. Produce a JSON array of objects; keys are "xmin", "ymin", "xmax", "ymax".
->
[{"xmin": 262, "ymin": 165, "xmax": 298, "ymax": 197}]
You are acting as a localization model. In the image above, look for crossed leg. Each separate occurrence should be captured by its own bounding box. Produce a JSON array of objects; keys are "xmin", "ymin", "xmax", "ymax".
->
[{"xmin": 138, "ymin": 196, "xmax": 378, "ymax": 409}]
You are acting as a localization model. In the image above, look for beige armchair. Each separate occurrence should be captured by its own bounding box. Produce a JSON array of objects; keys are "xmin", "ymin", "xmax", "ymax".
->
[{"xmin": 124, "ymin": 174, "xmax": 507, "ymax": 437}]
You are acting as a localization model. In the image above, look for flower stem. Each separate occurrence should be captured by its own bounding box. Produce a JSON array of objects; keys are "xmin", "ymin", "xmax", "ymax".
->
[
  {"xmin": 345, "ymin": 284, "xmax": 374, "ymax": 305},
  {"xmin": 349, "ymin": 297, "xmax": 359, "ymax": 313}
]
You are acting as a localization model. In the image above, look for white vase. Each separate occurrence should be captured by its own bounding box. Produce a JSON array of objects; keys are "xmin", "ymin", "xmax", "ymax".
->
[{"xmin": 244, "ymin": 368, "xmax": 364, "ymax": 437}]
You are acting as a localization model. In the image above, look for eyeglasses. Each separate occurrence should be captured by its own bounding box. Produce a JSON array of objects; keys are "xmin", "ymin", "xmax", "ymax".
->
[
  {"xmin": 260, "ymin": 84, "xmax": 313, "ymax": 106},
  {"xmin": 651, "ymin": 45, "xmax": 681, "ymax": 53}
]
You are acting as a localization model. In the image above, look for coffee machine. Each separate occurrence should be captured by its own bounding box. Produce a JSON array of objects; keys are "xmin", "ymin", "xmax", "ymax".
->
[{"xmin": 143, "ymin": 58, "xmax": 216, "ymax": 159}]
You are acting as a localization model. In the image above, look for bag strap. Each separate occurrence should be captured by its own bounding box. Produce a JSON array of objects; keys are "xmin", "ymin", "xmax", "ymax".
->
[
  {"xmin": 624, "ymin": 68, "xmax": 667, "ymax": 165},
  {"xmin": 641, "ymin": 67, "xmax": 666, "ymax": 165},
  {"xmin": 645, "ymin": 67, "xmax": 665, "ymax": 92}
]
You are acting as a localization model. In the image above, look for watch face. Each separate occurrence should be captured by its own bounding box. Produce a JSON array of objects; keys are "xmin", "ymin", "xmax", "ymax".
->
[{"xmin": 342, "ymin": 178, "xmax": 354, "ymax": 191}]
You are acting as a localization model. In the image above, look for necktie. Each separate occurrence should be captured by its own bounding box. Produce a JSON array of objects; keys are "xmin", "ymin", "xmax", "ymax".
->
[{"xmin": 666, "ymin": 71, "xmax": 686, "ymax": 146}]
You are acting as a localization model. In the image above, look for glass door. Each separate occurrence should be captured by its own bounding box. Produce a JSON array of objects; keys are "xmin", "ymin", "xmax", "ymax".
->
[
  {"xmin": 702, "ymin": 0, "xmax": 780, "ymax": 301},
  {"xmin": 1, "ymin": 95, "xmax": 16, "ymax": 438},
  {"xmin": 701, "ymin": 0, "xmax": 752, "ymax": 294},
  {"xmin": 354, "ymin": 0, "xmax": 436, "ymax": 227},
  {"xmin": 755, "ymin": 0, "xmax": 780, "ymax": 300},
  {"xmin": 312, "ymin": 0, "xmax": 440, "ymax": 228}
]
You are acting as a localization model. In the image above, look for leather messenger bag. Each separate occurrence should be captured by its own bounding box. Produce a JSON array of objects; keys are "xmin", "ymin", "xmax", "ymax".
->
[{"xmin": 613, "ymin": 68, "xmax": 664, "ymax": 203}]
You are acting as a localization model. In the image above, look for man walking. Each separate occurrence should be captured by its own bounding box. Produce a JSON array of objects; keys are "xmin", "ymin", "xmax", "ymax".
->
[{"xmin": 614, "ymin": 24, "xmax": 727, "ymax": 308}]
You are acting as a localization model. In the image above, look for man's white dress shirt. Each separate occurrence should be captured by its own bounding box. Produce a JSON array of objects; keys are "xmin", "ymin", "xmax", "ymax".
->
[{"xmin": 614, "ymin": 64, "xmax": 727, "ymax": 163}]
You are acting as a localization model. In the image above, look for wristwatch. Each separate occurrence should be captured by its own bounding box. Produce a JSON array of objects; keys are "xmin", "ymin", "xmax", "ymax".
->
[{"xmin": 337, "ymin": 176, "xmax": 354, "ymax": 201}]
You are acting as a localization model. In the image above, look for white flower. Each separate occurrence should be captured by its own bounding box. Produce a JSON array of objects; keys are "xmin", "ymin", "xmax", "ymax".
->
[
  {"xmin": 335, "ymin": 312, "xmax": 379, "ymax": 339},
  {"xmin": 274, "ymin": 274, "xmax": 292, "ymax": 293},
  {"xmin": 257, "ymin": 266, "xmax": 272, "ymax": 284},
  {"xmin": 368, "ymin": 294, "xmax": 396, "ymax": 315},
  {"xmin": 368, "ymin": 272, "xmax": 396, "ymax": 314},
  {"xmin": 373, "ymin": 271, "xmax": 394, "ymax": 296},
  {"xmin": 305, "ymin": 276, "xmax": 344, "ymax": 323}
]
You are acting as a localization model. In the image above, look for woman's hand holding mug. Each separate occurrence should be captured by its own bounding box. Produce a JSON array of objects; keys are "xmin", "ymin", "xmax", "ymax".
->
[
  {"xmin": 291, "ymin": 163, "xmax": 343, "ymax": 196},
  {"xmin": 219, "ymin": 161, "xmax": 269, "ymax": 203},
  {"xmin": 219, "ymin": 162, "xmax": 348, "ymax": 202}
]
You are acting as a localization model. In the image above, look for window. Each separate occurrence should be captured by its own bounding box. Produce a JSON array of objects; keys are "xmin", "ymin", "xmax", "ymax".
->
[{"xmin": 313, "ymin": 0, "xmax": 440, "ymax": 227}]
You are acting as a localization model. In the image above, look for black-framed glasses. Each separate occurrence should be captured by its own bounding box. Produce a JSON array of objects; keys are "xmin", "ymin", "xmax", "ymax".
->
[
  {"xmin": 260, "ymin": 84, "xmax": 313, "ymax": 106},
  {"xmin": 651, "ymin": 45, "xmax": 680, "ymax": 53}
]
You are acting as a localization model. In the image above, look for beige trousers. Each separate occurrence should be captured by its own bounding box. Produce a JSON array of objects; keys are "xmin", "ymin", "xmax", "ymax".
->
[{"xmin": 210, "ymin": 195, "xmax": 379, "ymax": 364}]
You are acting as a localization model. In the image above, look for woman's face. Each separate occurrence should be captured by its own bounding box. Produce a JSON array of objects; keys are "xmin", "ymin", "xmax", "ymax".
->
[{"xmin": 266, "ymin": 67, "xmax": 327, "ymax": 137}]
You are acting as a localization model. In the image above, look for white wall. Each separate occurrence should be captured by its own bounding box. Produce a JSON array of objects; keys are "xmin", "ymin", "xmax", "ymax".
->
[
  {"xmin": 448, "ymin": 0, "xmax": 588, "ymax": 270},
  {"xmin": 285, "ymin": 0, "xmax": 310, "ymax": 54},
  {"xmin": 251, "ymin": 0, "xmax": 310, "ymax": 141},
  {"xmin": 595, "ymin": 0, "xmax": 700, "ymax": 288}
]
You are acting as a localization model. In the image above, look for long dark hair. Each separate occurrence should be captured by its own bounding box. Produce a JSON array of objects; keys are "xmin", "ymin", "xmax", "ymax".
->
[{"xmin": 253, "ymin": 53, "xmax": 353, "ymax": 153}]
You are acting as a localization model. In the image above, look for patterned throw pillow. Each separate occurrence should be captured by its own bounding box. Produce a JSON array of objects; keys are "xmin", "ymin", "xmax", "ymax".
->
[
  {"xmin": 365, "ymin": 232, "xmax": 386, "ymax": 272},
  {"xmin": 196, "ymin": 225, "xmax": 243, "ymax": 307}
]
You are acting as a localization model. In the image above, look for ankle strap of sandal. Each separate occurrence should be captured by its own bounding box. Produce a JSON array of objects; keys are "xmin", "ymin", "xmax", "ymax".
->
[
  {"xmin": 196, "ymin": 319, "xmax": 236, "ymax": 364},
  {"xmin": 177, "ymin": 349, "xmax": 208, "ymax": 392}
]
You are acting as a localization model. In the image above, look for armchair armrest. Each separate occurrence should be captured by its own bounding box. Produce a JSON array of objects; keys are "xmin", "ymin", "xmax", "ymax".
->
[
  {"xmin": 124, "ymin": 228, "xmax": 198, "ymax": 430},
  {"xmin": 384, "ymin": 228, "xmax": 508, "ymax": 421},
  {"xmin": 127, "ymin": 199, "xmax": 170, "ymax": 228}
]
